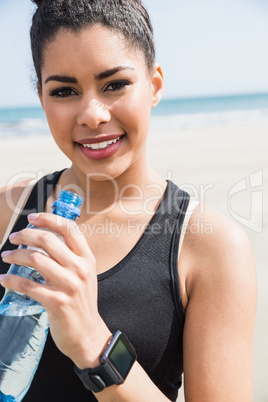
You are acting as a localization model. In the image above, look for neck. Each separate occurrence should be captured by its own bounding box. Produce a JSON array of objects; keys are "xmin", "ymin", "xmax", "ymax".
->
[{"xmin": 58, "ymin": 158, "xmax": 166, "ymax": 217}]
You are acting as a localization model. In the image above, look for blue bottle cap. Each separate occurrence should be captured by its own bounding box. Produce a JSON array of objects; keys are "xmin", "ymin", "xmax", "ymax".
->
[
  {"xmin": 52, "ymin": 200, "xmax": 81, "ymax": 217},
  {"xmin": 52, "ymin": 191, "xmax": 83, "ymax": 217}
]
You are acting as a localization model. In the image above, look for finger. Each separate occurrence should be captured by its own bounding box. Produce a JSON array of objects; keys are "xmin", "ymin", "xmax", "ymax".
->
[
  {"xmin": 8, "ymin": 227, "xmax": 83, "ymax": 270},
  {"xmin": 27, "ymin": 213, "xmax": 92, "ymax": 258},
  {"xmin": 6, "ymin": 222, "xmax": 97, "ymax": 285},
  {"xmin": 1, "ymin": 248, "xmax": 69, "ymax": 288},
  {"xmin": 0, "ymin": 273, "xmax": 53, "ymax": 310}
]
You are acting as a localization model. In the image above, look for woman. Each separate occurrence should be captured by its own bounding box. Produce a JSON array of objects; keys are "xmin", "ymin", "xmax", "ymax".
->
[{"xmin": 0, "ymin": 0, "xmax": 256, "ymax": 400}]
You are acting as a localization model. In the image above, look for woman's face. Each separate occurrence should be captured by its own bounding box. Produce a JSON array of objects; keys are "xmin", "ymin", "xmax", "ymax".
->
[{"xmin": 39, "ymin": 24, "xmax": 163, "ymax": 181}]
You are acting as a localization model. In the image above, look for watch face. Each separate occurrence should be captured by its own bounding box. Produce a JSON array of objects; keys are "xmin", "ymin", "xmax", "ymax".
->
[
  {"xmin": 101, "ymin": 331, "xmax": 137, "ymax": 380},
  {"xmin": 109, "ymin": 335, "xmax": 136, "ymax": 378}
]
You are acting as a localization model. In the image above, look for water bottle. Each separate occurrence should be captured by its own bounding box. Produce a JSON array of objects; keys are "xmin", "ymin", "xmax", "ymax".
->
[{"xmin": 0, "ymin": 190, "xmax": 83, "ymax": 401}]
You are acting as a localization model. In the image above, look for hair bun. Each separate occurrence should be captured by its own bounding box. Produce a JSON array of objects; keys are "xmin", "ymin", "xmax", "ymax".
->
[{"xmin": 31, "ymin": 0, "xmax": 43, "ymax": 6}]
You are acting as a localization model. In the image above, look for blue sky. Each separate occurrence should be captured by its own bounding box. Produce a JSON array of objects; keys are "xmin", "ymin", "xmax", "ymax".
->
[{"xmin": 0, "ymin": 0, "xmax": 268, "ymax": 108}]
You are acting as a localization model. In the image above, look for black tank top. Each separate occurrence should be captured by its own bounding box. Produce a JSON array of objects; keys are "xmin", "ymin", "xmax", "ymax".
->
[{"xmin": 0, "ymin": 171, "xmax": 190, "ymax": 402}]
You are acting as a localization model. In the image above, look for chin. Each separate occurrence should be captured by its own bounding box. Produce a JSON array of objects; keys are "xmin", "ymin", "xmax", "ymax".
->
[{"xmin": 81, "ymin": 165, "xmax": 127, "ymax": 184}]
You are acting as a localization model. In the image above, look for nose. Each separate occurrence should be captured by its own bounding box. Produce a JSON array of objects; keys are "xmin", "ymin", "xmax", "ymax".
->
[{"xmin": 77, "ymin": 97, "xmax": 111, "ymax": 129}]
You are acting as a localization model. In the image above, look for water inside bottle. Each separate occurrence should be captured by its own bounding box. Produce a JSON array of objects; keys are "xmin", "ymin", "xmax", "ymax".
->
[{"xmin": 0, "ymin": 303, "xmax": 49, "ymax": 400}]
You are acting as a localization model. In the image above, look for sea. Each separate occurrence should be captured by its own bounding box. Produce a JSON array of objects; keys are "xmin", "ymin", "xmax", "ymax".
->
[{"xmin": 0, "ymin": 93, "xmax": 268, "ymax": 137}]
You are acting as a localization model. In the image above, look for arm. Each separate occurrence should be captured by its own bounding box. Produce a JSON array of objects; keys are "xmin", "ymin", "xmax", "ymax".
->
[
  {"xmin": 0, "ymin": 212, "xmax": 169, "ymax": 401},
  {"xmin": 179, "ymin": 206, "xmax": 257, "ymax": 401}
]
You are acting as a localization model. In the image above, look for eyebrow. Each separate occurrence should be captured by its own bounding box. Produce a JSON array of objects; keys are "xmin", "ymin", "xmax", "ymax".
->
[
  {"xmin": 44, "ymin": 66, "xmax": 134, "ymax": 84},
  {"xmin": 94, "ymin": 66, "xmax": 135, "ymax": 80},
  {"xmin": 44, "ymin": 75, "xmax": 77, "ymax": 84}
]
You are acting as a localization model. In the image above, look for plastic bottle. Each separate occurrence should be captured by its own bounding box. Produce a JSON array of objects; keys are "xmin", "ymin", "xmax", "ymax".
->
[{"xmin": 0, "ymin": 190, "xmax": 83, "ymax": 401}]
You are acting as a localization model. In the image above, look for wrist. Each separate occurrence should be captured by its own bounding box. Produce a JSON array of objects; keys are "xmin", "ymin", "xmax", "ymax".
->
[
  {"xmin": 74, "ymin": 330, "xmax": 137, "ymax": 393},
  {"xmin": 74, "ymin": 324, "xmax": 112, "ymax": 370}
]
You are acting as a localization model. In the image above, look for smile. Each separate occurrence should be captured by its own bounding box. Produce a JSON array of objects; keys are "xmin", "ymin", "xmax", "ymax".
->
[{"xmin": 81, "ymin": 135, "xmax": 123, "ymax": 150}]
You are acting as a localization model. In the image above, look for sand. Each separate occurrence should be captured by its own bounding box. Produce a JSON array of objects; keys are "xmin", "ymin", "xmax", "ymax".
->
[{"xmin": 0, "ymin": 119, "xmax": 267, "ymax": 401}]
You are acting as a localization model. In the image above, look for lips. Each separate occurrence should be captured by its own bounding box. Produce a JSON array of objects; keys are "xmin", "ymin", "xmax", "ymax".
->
[{"xmin": 77, "ymin": 134, "xmax": 125, "ymax": 160}]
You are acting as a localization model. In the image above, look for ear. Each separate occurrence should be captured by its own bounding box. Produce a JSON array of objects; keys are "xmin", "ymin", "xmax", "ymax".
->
[{"xmin": 151, "ymin": 63, "xmax": 164, "ymax": 109}]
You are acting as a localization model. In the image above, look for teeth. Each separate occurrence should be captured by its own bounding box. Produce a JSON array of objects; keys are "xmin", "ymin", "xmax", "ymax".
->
[
  {"xmin": 99, "ymin": 141, "xmax": 107, "ymax": 149},
  {"xmin": 82, "ymin": 136, "xmax": 122, "ymax": 150},
  {"xmin": 90, "ymin": 143, "xmax": 100, "ymax": 150}
]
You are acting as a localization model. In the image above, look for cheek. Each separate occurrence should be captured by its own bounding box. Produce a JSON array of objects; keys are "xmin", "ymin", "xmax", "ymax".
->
[
  {"xmin": 43, "ymin": 102, "xmax": 74, "ymax": 138},
  {"xmin": 117, "ymin": 86, "xmax": 152, "ymax": 130}
]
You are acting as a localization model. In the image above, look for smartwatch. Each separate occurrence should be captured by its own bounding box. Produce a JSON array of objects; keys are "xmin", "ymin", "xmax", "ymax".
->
[{"xmin": 74, "ymin": 330, "xmax": 137, "ymax": 393}]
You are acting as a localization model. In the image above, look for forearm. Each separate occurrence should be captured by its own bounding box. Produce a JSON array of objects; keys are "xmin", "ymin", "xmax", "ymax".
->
[{"xmin": 93, "ymin": 361, "xmax": 169, "ymax": 402}]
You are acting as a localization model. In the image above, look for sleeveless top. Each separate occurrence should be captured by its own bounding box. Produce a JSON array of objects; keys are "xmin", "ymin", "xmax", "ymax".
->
[{"xmin": 0, "ymin": 170, "xmax": 190, "ymax": 402}]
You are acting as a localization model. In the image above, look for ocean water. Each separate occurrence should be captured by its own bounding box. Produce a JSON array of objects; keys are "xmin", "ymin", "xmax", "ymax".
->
[
  {"xmin": 150, "ymin": 92, "xmax": 268, "ymax": 131},
  {"xmin": 0, "ymin": 93, "xmax": 268, "ymax": 138}
]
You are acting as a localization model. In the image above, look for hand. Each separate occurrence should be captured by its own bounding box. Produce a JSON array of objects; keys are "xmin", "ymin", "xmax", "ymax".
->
[{"xmin": 1, "ymin": 213, "xmax": 111, "ymax": 369}]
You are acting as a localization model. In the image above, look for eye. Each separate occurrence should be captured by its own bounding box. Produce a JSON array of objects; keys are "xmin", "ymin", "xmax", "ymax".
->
[
  {"xmin": 50, "ymin": 87, "xmax": 77, "ymax": 98},
  {"xmin": 105, "ymin": 80, "xmax": 131, "ymax": 92}
]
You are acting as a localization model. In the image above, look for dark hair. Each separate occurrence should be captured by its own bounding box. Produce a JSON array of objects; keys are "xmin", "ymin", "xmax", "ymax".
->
[{"xmin": 30, "ymin": 0, "xmax": 155, "ymax": 86}]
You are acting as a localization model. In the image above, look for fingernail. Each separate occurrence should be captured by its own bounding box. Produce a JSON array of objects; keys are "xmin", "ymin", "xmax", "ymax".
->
[
  {"xmin": 9, "ymin": 232, "xmax": 18, "ymax": 240},
  {"xmin": 1, "ymin": 251, "xmax": 11, "ymax": 259},
  {"xmin": 28, "ymin": 213, "xmax": 39, "ymax": 221},
  {"xmin": 0, "ymin": 274, "xmax": 7, "ymax": 282}
]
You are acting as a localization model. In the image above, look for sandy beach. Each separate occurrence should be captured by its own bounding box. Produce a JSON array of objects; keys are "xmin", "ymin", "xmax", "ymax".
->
[{"xmin": 0, "ymin": 119, "xmax": 267, "ymax": 401}]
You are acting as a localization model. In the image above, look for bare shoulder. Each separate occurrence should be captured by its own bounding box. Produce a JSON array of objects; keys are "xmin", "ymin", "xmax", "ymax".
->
[
  {"xmin": 0, "ymin": 179, "xmax": 34, "ymax": 245},
  {"xmin": 180, "ymin": 203, "xmax": 256, "ymax": 302}
]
